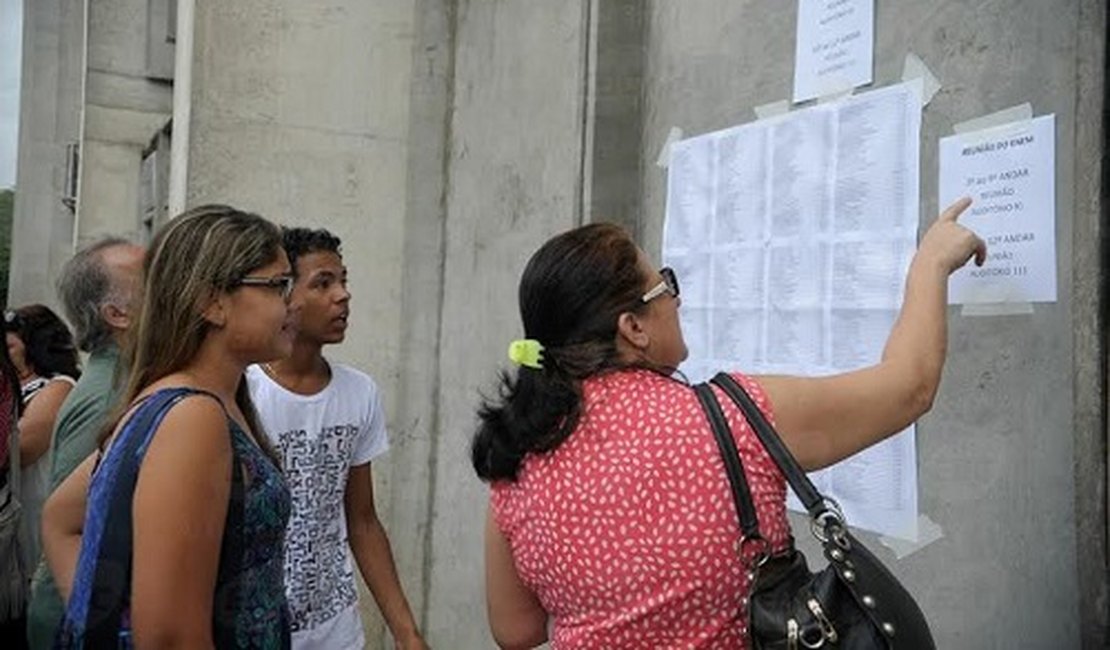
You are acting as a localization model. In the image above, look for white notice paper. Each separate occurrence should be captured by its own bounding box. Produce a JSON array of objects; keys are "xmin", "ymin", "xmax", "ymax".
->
[
  {"xmin": 794, "ymin": 0, "xmax": 874, "ymax": 103},
  {"xmin": 663, "ymin": 81, "xmax": 922, "ymax": 538},
  {"xmin": 939, "ymin": 115, "xmax": 1057, "ymax": 304}
]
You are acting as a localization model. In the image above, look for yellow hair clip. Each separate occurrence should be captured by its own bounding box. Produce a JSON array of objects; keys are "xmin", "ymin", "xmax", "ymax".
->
[{"xmin": 507, "ymin": 339, "xmax": 544, "ymax": 370}]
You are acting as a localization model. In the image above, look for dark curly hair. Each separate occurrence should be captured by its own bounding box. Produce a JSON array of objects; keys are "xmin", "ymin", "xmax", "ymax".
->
[
  {"xmin": 4, "ymin": 304, "xmax": 81, "ymax": 381},
  {"xmin": 281, "ymin": 227, "xmax": 342, "ymax": 277}
]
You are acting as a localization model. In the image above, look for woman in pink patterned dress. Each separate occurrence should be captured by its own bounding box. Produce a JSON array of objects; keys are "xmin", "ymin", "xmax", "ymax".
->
[{"xmin": 471, "ymin": 198, "xmax": 985, "ymax": 649}]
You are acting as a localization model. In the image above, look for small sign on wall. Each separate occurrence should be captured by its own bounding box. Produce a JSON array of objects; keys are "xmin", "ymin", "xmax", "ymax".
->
[
  {"xmin": 939, "ymin": 115, "xmax": 1057, "ymax": 304},
  {"xmin": 793, "ymin": 0, "xmax": 875, "ymax": 102}
]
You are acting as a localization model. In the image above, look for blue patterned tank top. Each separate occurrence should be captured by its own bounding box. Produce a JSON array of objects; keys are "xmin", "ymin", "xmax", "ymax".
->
[{"xmin": 58, "ymin": 387, "xmax": 292, "ymax": 648}]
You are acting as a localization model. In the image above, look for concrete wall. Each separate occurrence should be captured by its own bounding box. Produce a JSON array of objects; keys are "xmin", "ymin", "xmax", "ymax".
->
[
  {"xmin": 638, "ymin": 1, "xmax": 1105, "ymax": 646},
  {"xmin": 388, "ymin": 0, "xmax": 452, "ymax": 634},
  {"xmin": 422, "ymin": 0, "xmax": 594, "ymax": 643},
  {"xmin": 10, "ymin": 0, "xmax": 174, "ymax": 305},
  {"xmin": 7, "ymin": 0, "xmax": 83, "ymax": 310},
  {"xmin": 76, "ymin": 0, "xmax": 174, "ymax": 246},
  {"xmin": 416, "ymin": 0, "xmax": 1106, "ymax": 647}
]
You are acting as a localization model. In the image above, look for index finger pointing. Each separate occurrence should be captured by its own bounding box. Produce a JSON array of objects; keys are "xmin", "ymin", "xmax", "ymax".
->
[{"xmin": 939, "ymin": 196, "xmax": 973, "ymax": 222}]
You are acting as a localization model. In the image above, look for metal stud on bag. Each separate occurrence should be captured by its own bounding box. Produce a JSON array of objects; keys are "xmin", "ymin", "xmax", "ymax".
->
[
  {"xmin": 806, "ymin": 598, "xmax": 839, "ymax": 644},
  {"xmin": 810, "ymin": 497, "xmax": 850, "ymax": 549},
  {"xmin": 786, "ymin": 619, "xmax": 799, "ymax": 650}
]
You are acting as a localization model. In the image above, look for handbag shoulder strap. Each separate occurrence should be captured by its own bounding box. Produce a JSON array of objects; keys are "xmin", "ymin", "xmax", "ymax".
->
[
  {"xmin": 709, "ymin": 372, "xmax": 826, "ymax": 516},
  {"xmin": 693, "ymin": 382, "xmax": 760, "ymax": 540}
]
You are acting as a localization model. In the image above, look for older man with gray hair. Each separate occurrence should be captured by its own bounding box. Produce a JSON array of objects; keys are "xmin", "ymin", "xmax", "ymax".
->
[{"xmin": 25, "ymin": 237, "xmax": 143, "ymax": 649}]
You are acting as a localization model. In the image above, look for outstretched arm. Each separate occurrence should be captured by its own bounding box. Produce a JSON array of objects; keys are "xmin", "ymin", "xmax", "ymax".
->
[{"xmin": 756, "ymin": 197, "xmax": 987, "ymax": 470}]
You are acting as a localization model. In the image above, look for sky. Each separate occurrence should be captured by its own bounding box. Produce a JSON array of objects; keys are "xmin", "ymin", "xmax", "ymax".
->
[{"xmin": 0, "ymin": 0, "xmax": 22, "ymax": 189}]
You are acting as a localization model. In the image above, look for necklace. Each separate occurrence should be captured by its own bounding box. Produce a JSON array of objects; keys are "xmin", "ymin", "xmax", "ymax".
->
[{"xmin": 261, "ymin": 362, "xmax": 298, "ymax": 392}]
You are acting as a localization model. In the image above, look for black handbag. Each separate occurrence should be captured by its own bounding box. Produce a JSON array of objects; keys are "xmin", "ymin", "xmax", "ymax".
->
[{"xmin": 693, "ymin": 372, "xmax": 936, "ymax": 649}]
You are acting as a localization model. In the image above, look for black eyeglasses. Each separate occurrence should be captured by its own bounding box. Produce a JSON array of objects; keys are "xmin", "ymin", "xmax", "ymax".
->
[
  {"xmin": 235, "ymin": 275, "xmax": 295, "ymax": 301},
  {"xmin": 642, "ymin": 267, "xmax": 680, "ymax": 303}
]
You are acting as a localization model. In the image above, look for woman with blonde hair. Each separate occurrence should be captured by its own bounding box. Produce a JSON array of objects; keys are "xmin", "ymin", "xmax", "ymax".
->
[
  {"xmin": 473, "ymin": 198, "xmax": 985, "ymax": 648},
  {"xmin": 43, "ymin": 205, "xmax": 297, "ymax": 648}
]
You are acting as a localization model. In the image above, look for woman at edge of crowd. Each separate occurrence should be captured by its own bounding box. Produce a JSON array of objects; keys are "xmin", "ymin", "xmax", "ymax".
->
[
  {"xmin": 4, "ymin": 306, "xmax": 81, "ymax": 471},
  {"xmin": 0, "ymin": 331, "xmax": 27, "ymax": 646},
  {"xmin": 472, "ymin": 197, "xmax": 985, "ymax": 648},
  {"xmin": 4, "ymin": 304, "xmax": 80, "ymax": 580},
  {"xmin": 42, "ymin": 205, "xmax": 297, "ymax": 648}
]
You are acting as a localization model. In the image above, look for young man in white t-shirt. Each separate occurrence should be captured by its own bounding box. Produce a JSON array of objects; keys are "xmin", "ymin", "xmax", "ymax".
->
[{"xmin": 246, "ymin": 228, "xmax": 426, "ymax": 650}]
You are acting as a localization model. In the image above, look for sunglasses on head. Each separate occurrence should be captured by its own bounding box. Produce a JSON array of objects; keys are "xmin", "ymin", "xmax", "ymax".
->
[
  {"xmin": 2, "ymin": 309, "xmax": 21, "ymax": 332},
  {"xmin": 641, "ymin": 267, "xmax": 680, "ymax": 303}
]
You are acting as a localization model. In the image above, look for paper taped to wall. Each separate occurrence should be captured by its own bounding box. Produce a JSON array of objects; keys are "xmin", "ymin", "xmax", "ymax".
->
[
  {"xmin": 663, "ymin": 81, "xmax": 925, "ymax": 538},
  {"xmin": 656, "ymin": 126, "xmax": 685, "ymax": 168},
  {"xmin": 940, "ymin": 113, "xmax": 1056, "ymax": 305},
  {"xmin": 879, "ymin": 514, "xmax": 945, "ymax": 558},
  {"xmin": 901, "ymin": 52, "xmax": 942, "ymax": 106}
]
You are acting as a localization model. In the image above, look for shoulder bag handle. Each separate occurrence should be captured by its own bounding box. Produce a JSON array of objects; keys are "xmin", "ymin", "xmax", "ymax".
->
[
  {"xmin": 709, "ymin": 373, "xmax": 842, "ymax": 526},
  {"xmin": 693, "ymin": 382, "xmax": 768, "ymax": 559}
]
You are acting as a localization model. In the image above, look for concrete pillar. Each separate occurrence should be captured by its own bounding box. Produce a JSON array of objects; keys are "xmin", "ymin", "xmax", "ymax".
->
[
  {"xmin": 586, "ymin": 0, "xmax": 646, "ymax": 239},
  {"xmin": 8, "ymin": 0, "xmax": 83, "ymax": 309},
  {"xmin": 1072, "ymin": 2, "xmax": 1108, "ymax": 644},
  {"xmin": 76, "ymin": 0, "xmax": 174, "ymax": 247},
  {"xmin": 422, "ymin": 2, "xmax": 592, "ymax": 645},
  {"xmin": 387, "ymin": 0, "xmax": 454, "ymax": 634}
]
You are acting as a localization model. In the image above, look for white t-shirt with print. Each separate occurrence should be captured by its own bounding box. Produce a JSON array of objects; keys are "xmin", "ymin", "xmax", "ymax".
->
[{"xmin": 246, "ymin": 362, "xmax": 389, "ymax": 650}]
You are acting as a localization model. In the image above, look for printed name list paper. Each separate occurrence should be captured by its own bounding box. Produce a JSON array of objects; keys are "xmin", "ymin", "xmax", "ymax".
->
[
  {"xmin": 793, "ymin": 0, "xmax": 875, "ymax": 103},
  {"xmin": 939, "ymin": 114, "xmax": 1057, "ymax": 304},
  {"xmin": 662, "ymin": 81, "xmax": 922, "ymax": 539}
]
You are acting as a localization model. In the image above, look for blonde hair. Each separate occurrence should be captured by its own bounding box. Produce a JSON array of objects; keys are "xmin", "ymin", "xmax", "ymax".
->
[{"xmin": 104, "ymin": 205, "xmax": 283, "ymax": 450}]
